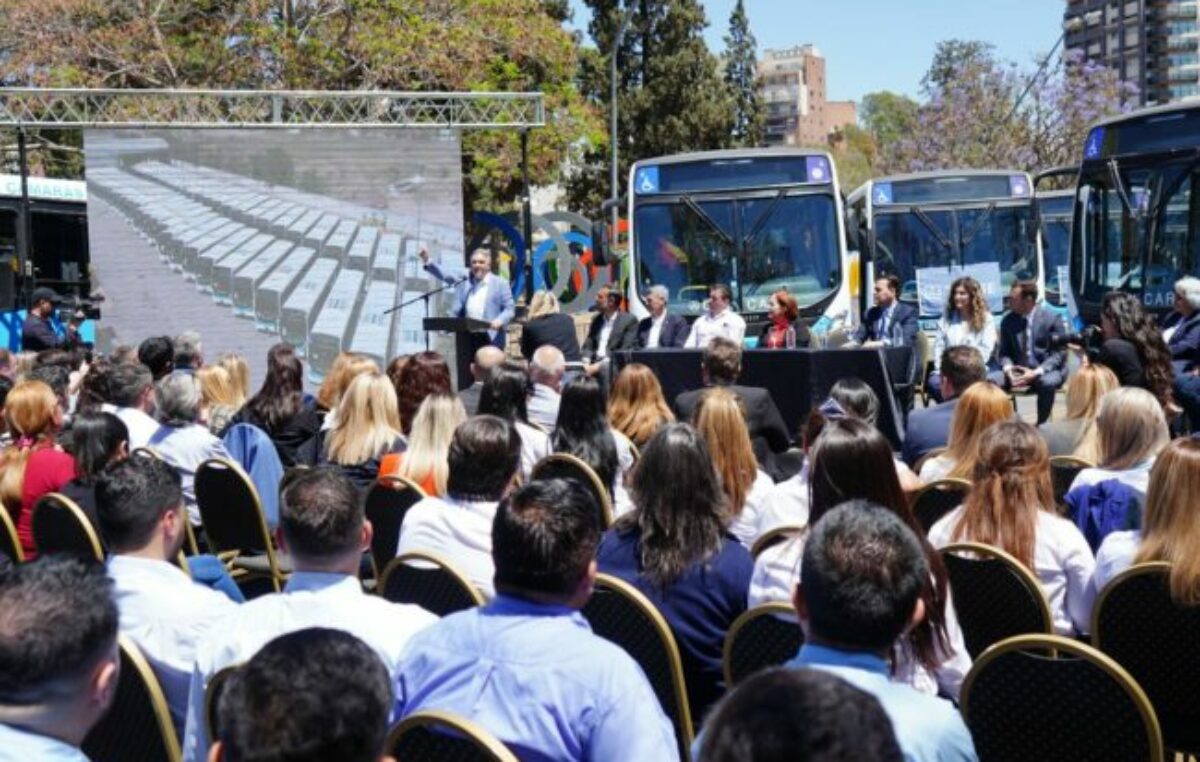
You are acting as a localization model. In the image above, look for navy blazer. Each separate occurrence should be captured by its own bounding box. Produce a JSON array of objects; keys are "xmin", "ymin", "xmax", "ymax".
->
[
  {"xmin": 902, "ymin": 397, "xmax": 958, "ymax": 466},
  {"xmin": 998, "ymin": 306, "xmax": 1067, "ymax": 375},
  {"xmin": 582, "ymin": 311, "xmax": 639, "ymax": 360},
  {"xmin": 853, "ymin": 302, "xmax": 919, "ymax": 347},
  {"xmin": 1165, "ymin": 311, "xmax": 1200, "ymax": 373},
  {"xmin": 636, "ymin": 313, "xmax": 690, "ymax": 348}
]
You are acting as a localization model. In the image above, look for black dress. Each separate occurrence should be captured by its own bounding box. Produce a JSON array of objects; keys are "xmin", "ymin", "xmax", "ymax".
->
[
  {"xmin": 1095, "ymin": 338, "xmax": 1146, "ymax": 389},
  {"xmin": 520, "ymin": 313, "xmax": 583, "ymax": 362}
]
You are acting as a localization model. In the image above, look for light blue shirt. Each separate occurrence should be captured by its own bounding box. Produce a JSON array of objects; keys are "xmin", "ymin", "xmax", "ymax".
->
[
  {"xmin": 786, "ymin": 644, "xmax": 977, "ymax": 762},
  {"xmin": 395, "ymin": 594, "xmax": 678, "ymax": 762},
  {"xmin": 0, "ymin": 723, "xmax": 88, "ymax": 761},
  {"xmin": 147, "ymin": 423, "xmax": 232, "ymax": 525}
]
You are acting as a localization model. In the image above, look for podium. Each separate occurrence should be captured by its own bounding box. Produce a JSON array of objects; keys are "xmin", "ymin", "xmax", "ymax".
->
[{"xmin": 424, "ymin": 317, "xmax": 493, "ymax": 390}]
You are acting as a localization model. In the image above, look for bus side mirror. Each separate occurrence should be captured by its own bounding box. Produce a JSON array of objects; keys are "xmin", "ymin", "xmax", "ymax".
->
[{"xmin": 591, "ymin": 218, "xmax": 609, "ymax": 266}]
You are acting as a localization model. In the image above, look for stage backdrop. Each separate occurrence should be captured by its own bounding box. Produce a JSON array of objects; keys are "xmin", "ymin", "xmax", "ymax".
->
[{"xmin": 83, "ymin": 128, "xmax": 464, "ymax": 387}]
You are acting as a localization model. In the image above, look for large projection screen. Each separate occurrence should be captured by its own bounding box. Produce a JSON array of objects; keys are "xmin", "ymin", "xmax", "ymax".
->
[{"xmin": 83, "ymin": 128, "xmax": 464, "ymax": 386}]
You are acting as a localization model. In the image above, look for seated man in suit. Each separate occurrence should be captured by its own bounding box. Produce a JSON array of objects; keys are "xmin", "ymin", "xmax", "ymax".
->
[
  {"xmin": 582, "ymin": 285, "xmax": 638, "ymax": 377},
  {"xmin": 419, "ymin": 247, "xmax": 515, "ymax": 350},
  {"xmin": 902, "ymin": 346, "xmax": 986, "ymax": 466},
  {"xmin": 851, "ymin": 274, "xmax": 919, "ymax": 348},
  {"xmin": 675, "ymin": 337, "xmax": 791, "ymax": 477},
  {"xmin": 999, "ymin": 280, "xmax": 1067, "ymax": 425},
  {"xmin": 1165, "ymin": 277, "xmax": 1200, "ymax": 428},
  {"xmin": 458, "ymin": 345, "xmax": 505, "ymax": 417},
  {"xmin": 636, "ymin": 284, "xmax": 690, "ymax": 349}
]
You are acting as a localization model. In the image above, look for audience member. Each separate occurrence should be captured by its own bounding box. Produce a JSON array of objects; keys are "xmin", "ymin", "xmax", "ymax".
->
[
  {"xmin": 60, "ymin": 411, "xmax": 129, "ymax": 525},
  {"xmin": 108, "ymin": 362, "xmax": 159, "ymax": 449},
  {"xmin": 196, "ymin": 365, "xmax": 243, "ymax": 435},
  {"xmin": 214, "ymin": 353, "xmax": 250, "ymax": 404},
  {"xmin": 528, "ymin": 344, "xmax": 566, "ymax": 431},
  {"xmin": 148, "ymin": 371, "xmax": 232, "ymax": 525},
  {"xmin": 753, "ymin": 408, "xmax": 828, "ymax": 538},
  {"xmin": 756, "ymin": 290, "xmax": 811, "ymax": 348},
  {"xmin": 138, "ymin": 336, "xmax": 176, "ymax": 380},
  {"xmin": 582, "ymin": 285, "xmax": 637, "ymax": 378},
  {"xmin": 395, "ymin": 479, "xmax": 677, "ymax": 760},
  {"xmin": 697, "ymin": 668, "xmax": 902, "ymax": 762},
  {"xmin": 918, "ymin": 381, "xmax": 1012, "ymax": 482},
  {"xmin": 0, "ymin": 557, "xmax": 120, "ymax": 760},
  {"xmin": 73, "ymin": 359, "xmax": 113, "ymax": 417},
  {"xmin": 598, "ymin": 423, "xmax": 752, "ymax": 719},
  {"xmin": 929, "ymin": 277, "xmax": 998, "ymax": 401},
  {"xmin": 395, "ymin": 416, "xmax": 520, "ymax": 597},
  {"xmin": 1166, "ymin": 277, "xmax": 1200, "ymax": 427},
  {"xmin": 313, "ymin": 352, "xmax": 378, "ymax": 432},
  {"xmin": 319, "ymin": 371, "xmax": 406, "ymax": 488},
  {"xmin": 458, "ymin": 345, "xmax": 505, "ymax": 416},
  {"xmin": 1068, "ymin": 386, "xmax": 1169, "ymax": 503},
  {"xmin": 379, "ymin": 393, "xmax": 466, "ymax": 496},
  {"xmin": 1, "ymin": 379, "xmax": 74, "ymax": 558},
  {"xmin": 520, "ymin": 291, "xmax": 583, "ymax": 362},
  {"xmin": 851, "ymin": 274, "xmax": 918, "ymax": 348},
  {"xmin": 228, "ymin": 344, "xmax": 320, "ymax": 467},
  {"xmin": 110, "ymin": 344, "xmax": 139, "ymax": 365},
  {"xmin": 636, "ymin": 284, "xmax": 690, "ymax": 349},
  {"xmin": 903, "ymin": 346, "xmax": 986, "ymax": 466},
  {"xmin": 0, "ymin": 347, "xmax": 11, "ymax": 378},
  {"xmin": 173, "ymin": 331, "xmax": 204, "ymax": 371},
  {"xmin": 998, "ymin": 280, "xmax": 1068, "ymax": 424},
  {"xmin": 97, "ymin": 457, "xmax": 236, "ymax": 736},
  {"xmin": 552, "ymin": 375, "xmax": 630, "ymax": 501},
  {"xmin": 1038, "ymin": 363, "xmax": 1119, "ymax": 460},
  {"xmin": 213, "ymin": 630, "xmax": 392, "ymax": 762},
  {"xmin": 1091, "ymin": 291, "xmax": 1176, "ymax": 412},
  {"xmin": 694, "ymin": 387, "xmax": 774, "ymax": 546},
  {"xmin": 788, "ymin": 502, "xmax": 977, "ymax": 761},
  {"xmin": 0, "ymin": 376, "xmax": 12, "ymax": 447},
  {"xmin": 607, "ymin": 362, "xmax": 675, "ymax": 447},
  {"xmin": 825, "ymin": 378, "xmax": 921, "ymax": 490},
  {"xmin": 27, "ymin": 363, "xmax": 70, "ymax": 415},
  {"xmin": 477, "ymin": 361, "xmax": 551, "ymax": 479},
  {"xmin": 930, "ymin": 421, "xmax": 1095, "ymax": 635},
  {"xmin": 684, "ymin": 284, "xmax": 746, "ymax": 348},
  {"xmin": 183, "ymin": 467, "xmax": 438, "ymax": 761},
  {"xmin": 393, "ymin": 351, "xmax": 452, "ymax": 437}
]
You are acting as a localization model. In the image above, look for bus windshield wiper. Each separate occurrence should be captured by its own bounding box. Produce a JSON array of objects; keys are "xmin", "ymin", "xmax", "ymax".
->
[
  {"xmin": 741, "ymin": 189, "xmax": 786, "ymax": 248},
  {"xmin": 681, "ymin": 194, "xmax": 736, "ymax": 247},
  {"xmin": 959, "ymin": 202, "xmax": 996, "ymax": 249},
  {"xmin": 910, "ymin": 207, "xmax": 955, "ymax": 252},
  {"xmin": 1107, "ymin": 158, "xmax": 1141, "ymax": 218}
]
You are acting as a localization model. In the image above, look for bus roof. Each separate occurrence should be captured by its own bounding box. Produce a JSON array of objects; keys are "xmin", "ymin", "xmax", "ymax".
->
[
  {"xmin": 635, "ymin": 147, "xmax": 833, "ymax": 167},
  {"xmin": 1083, "ymin": 99, "xmax": 1200, "ymax": 160},
  {"xmin": 858, "ymin": 169, "xmax": 1028, "ymax": 187},
  {"xmin": 851, "ymin": 169, "xmax": 1032, "ymax": 206},
  {"xmin": 632, "ymin": 148, "xmax": 836, "ymax": 196}
]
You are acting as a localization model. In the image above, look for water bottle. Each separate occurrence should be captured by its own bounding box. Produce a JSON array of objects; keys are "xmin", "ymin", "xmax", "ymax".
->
[{"xmin": 785, "ymin": 325, "xmax": 796, "ymax": 349}]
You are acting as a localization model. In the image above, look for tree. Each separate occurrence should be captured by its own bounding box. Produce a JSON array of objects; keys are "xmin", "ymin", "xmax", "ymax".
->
[
  {"xmin": 921, "ymin": 39, "xmax": 997, "ymax": 94},
  {"xmin": 859, "ymin": 91, "xmax": 918, "ymax": 159},
  {"xmin": 722, "ymin": 0, "xmax": 762, "ymax": 148}
]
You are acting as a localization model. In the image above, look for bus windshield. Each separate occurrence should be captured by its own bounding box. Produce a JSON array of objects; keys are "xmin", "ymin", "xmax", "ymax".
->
[
  {"xmin": 633, "ymin": 192, "xmax": 840, "ymax": 315},
  {"xmin": 1037, "ymin": 194, "xmax": 1073, "ymax": 302}
]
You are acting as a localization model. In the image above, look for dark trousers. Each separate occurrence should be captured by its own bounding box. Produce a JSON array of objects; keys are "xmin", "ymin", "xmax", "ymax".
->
[
  {"xmin": 1176, "ymin": 373, "xmax": 1200, "ymax": 433},
  {"xmin": 1004, "ymin": 370, "xmax": 1064, "ymax": 425}
]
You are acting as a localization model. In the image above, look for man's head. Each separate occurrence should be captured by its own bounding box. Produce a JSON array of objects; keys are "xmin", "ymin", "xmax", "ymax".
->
[
  {"xmin": 469, "ymin": 249, "xmax": 492, "ymax": 282},
  {"xmin": 95, "ymin": 456, "xmax": 186, "ymax": 558},
  {"xmin": 594, "ymin": 285, "xmax": 621, "ymax": 315},
  {"xmin": 796, "ymin": 501, "xmax": 927, "ymax": 653},
  {"xmin": 939, "ymin": 346, "xmax": 986, "ymax": 401},
  {"xmin": 27, "ymin": 363, "xmax": 69, "ymax": 409},
  {"xmin": 174, "ymin": 331, "xmax": 203, "ymax": 370},
  {"xmin": 1008, "ymin": 279, "xmax": 1039, "ymax": 317},
  {"xmin": 446, "ymin": 415, "xmax": 520, "ymax": 503},
  {"xmin": 155, "ymin": 371, "xmax": 203, "ymax": 426},
  {"xmin": 108, "ymin": 362, "xmax": 156, "ymax": 412},
  {"xmin": 0, "ymin": 556, "xmax": 119, "ymax": 746},
  {"xmin": 470, "ymin": 345, "xmax": 505, "ymax": 384},
  {"xmin": 279, "ymin": 468, "xmax": 370, "ymax": 573},
  {"xmin": 137, "ymin": 336, "xmax": 175, "ymax": 380},
  {"xmin": 212, "ymin": 629, "xmax": 393, "ymax": 762},
  {"xmin": 492, "ymin": 479, "xmax": 600, "ymax": 606},
  {"xmin": 873, "ymin": 275, "xmax": 900, "ymax": 309},
  {"xmin": 644, "ymin": 285, "xmax": 669, "ymax": 316},
  {"xmin": 709, "ymin": 284, "xmax": 733, "ymax": 315},
  {"xmin": 530, "ymin": 345, "xmax": 566, "ymax": 390},
  {"xmin": 29, "ymin": 287, "xmax": 57, "ymax": 318},
  {"xmin": 702, "ymin": 336, "xmax": 742, "ymax": 385}
]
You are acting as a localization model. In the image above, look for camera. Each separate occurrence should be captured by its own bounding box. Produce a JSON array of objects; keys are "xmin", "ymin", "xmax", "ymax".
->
[
  {"xmin": 1048, "ymin": 324, "xmax": 1102, "ymax": 351},
  {"xmin": 56, "ymin": 295, "xmax": 102, "ymax": 324}
]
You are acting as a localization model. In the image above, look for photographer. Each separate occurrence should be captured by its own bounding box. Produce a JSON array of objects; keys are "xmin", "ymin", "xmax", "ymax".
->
[
  {"xmin": 1071, "ymin": 292, "xmax": 1176, "ymax": 414},
  {"xmin": 20, "ymin": 287, "xmax": 85, "ymax": 353}
]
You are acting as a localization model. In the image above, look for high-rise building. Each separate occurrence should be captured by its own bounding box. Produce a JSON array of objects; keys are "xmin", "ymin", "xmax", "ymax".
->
[
  {"xmin": 756, "ymin": 45, "xmax": 857, "ymax": 147},
  {"xmin": 1063, "ymin": 0, "xmax": 1200, "ymax": 105}
]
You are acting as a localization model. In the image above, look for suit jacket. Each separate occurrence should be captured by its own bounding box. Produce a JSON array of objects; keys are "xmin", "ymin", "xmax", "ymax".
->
[
  {"xmin": 424, "ymin": 263, "xmax": 515, "ymax": 338},
  {"xmin": 582, "ymin": 311, "xmax": 639, "ymax": 361},
  {"xmin": 853, "ymin": 302, "xmax": 919, "ymax": 347},
  {"xmin": 998, "ymin": 306, "xmax": 1067, "ymax": 375},
  {"xmin": 1165, "ymin": 311, "xmax": 1200, "ymax": 373},
  {"xmin": 458, "ymin": 382, "xmax": 483, "ymax": 417},
  {"xmin": 902, "ymin": 397, "xmax": 958, "ymax": 466},
  {"xmin": 674, "ymin": 384, "xmax": 791, "ymax": 469},
  {"xmin": 636, "ymin": 313, "xmax": 690, "ymax": 349},
  {"xmin": 520, "ymin": 313, "xmax": 582, "ymax": 362}
]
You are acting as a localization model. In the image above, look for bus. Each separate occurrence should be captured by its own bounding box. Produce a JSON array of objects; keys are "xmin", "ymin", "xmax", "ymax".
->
[
  {"xmin": 186, "ymin": 226, "xmax": 256, "ymax": 280},
  {"xmin": 231, "ymin": 239, "xmax": 295, "ymax": 317},
  {"xmin": 307, "ymin": 268, "xmax": 366, "ymax": 382},
  {"xmin": 347, "ymin": 227, "xmax": 378, "ymax": 271},
  {"xmin": 845, "ymin": 170, "xmax": 1041, "ymax": 323},
  {"xmin": 1034, "ymin": 167, "xmax": 1077, "ymax": 309},
  {"xmin": 208, "ymin": 234, "xmax": 274, "ymax": 304},
  {"xmin": 280, "ymin": 257, "xmax": 339, "ymax": 353},
  {"xmin": 372, "ymin": 233, "xmax": 402, "ymax": 281},
  {"xmin": 1071, "ymin": 101, "xmax": 1200, "ymax": 321},
  {"xmin": 346, "ymin": 279, "xmax": 399, "ymax": 368},
  {"xmin": 394, "ymin": 291, "xmax": 429, "ymax": 355},
  {"xmin": 325, "ymin": 219, "xmax": 358, "ymax": 261},
  {"xmin": 304, "ymin": 213, "xmax": 339, "ymax": 255},
  {"xmin": 613, "ymin": 149, "xmax": 852, "ymax": 329}
]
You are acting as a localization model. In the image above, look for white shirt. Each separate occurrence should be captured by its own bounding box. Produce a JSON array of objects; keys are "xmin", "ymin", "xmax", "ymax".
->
[
  {"xmin": 516, "ymin": 420, "xmax": 552, "ymax": 481},
  {"xmin": 595, "ymin": 313, "xmax": 617, "ymax": 360},
  {"xmin": 684, "ymin": 307, "xmax": 746, "ymax": 349},
  {"xmin": 933, "ymin": 311, "xmax": 998, "ymax": 370},
  {"xmin": 646, "ymin": 313, "xmax": 667, "ymax": 348},
  {"xmin": 526, "ymin": 384, "xmax": 561, "ymax": 433},
  {"xmin": 182, "ymin": 572, "xmax": 437, "ymax": 762},
  {"xmin": 465, "ymin": 278, "xmax": 490, "ymax": 321},
  {"xmin": 755, "ymin": 465, "xmax": 810, "ymax": 538},
  {"xmin": 108, "ymin": 554, "xmax": 237, "ymax": 738},
  {"xmin": 929, "ymin": 506, "xmax": 1096, "ymax": 636},
  {"xmin": 117, "ymin": 406, "xmax": 161, "ymax": 451},
  {"xmin": 1092, "ymin": 529, "xmax": 1141, "ymax": 596},
  {"xmin": 919, "ymin": 454, "xmax": 956, "ymax": 483},
  {"xmin": 728, "ymin": 470, "xmax": 777, "ymax": 548},
  {"xmin": 0, "ymin": 724, "xmax": 89, "ymax": 761},
  {"xmin": 1070, "ymin": 460, "xmax": 1155, "ymax": 502},
  {"xmin": 148, "ymin": 423, "xmax": 232, "ymax": 525},
  {"xmin": 396, "ymin": 496, "xmax": 499, "ymax": 598}
]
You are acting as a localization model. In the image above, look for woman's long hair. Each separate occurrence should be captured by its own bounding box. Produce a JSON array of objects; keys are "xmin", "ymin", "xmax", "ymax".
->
[
  {"xmin": 478, "ymin": 362, "xmax": 531, "ymax": 424},
  {"xmin": 945, "ymin": 276, "xmax": 989, "ymax": 333},
  {"xmin": 0, "ymin": 380, "xmax": 61, "ymax": 515},
  {"xmin": 808, "ymin": 418, "xmax": 951, "ymax": 671},
  {"xmin": 527, "ymin": 290, "xmax": 561, "ymax": 319},
  {"xmin": 214, "ymin": 353, "xmax": 250, "ymax": 406},
  {"xmin": 945, "ymin": 382, "xmax": 1012, "ymax": 479},
  {"xmin": 618, "ymin": 423, "xmax": 727, "ymax": 588},
  {"xmin": 1065, "ymin": 364, "xmax": 1120, "ymax": 463},
  {"xmin": 694, "ymin": 388, "xmax": 757, "ymax": 517},
  {"xmin": 397, "ymin": 393, "xmax": 466, "ymax": 495},
  {"xmin": 1102, "ymin": 291, "xmax": 1176, "ymax": 409},
  {"xmin": 1134, "ymin": 438, "xmax": 1200, "ymax": 605},
  {"xmin": 325, "ymin": 372, "xmax": 403, "ymax": 466},
  {"xmin": 394, "ymin": 352, "xmax": 452, "ymax": 436},
  {"xmin": 242, "ymin": 344, "xmax": 304, "ymax": 435},
  {"xmin": 196, "ymin": 366, "xmax": 242, "ymax": 410},
  {"xmin": 553, "ymin": 375, "xmax": 619, "ymax": 493},
  {"xmin": 608, "ymin": 363, "xmax": 675, "ymax": 446},
  {"xmin": 67, "ymin": 412, "xmax": 128, "ymax": 483},
  {"xmin": 316, "ymin": 352, "xmax": 378, "ymax": 412},
  {"xmin": 952, "ymin": 420, "xmax": 1054, "ymax": 570},
  {"xmin": 828, "ymin": 377, "xmax": 879, "ymax": 426},
  {"xmin": 75, "ymin": 358, "xmax": 114, "ymax": 415},
  {"xmin": 1094, "ymin": 387, "xmax": 1170, "ymax": 471}
]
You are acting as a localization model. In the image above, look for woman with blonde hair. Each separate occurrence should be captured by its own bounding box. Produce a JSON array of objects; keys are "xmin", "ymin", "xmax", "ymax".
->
[
  {"xmin": 215, "ymin": 352, "xmax": 250, "ymax": 403},
  {"xmin": 315, "ymin": 352, "xmax": 379, "ymax": 429},
  {"xmin": 930, "ymin": 420, "xmax": 1096, "ymax": 635},
  {"xmin": 320, "ymin": 371, "xmax": 405, "ymax": 487},
  {"xmin": 379, "ymin": 393, "xmax": 466, "ymax": 496},
  {"xmin": 1038, "ymin": 363, "xmax": 1119, "ymax": 460},
  {"xmin": 919, "ymin": 381, "xmax": 1012, "ymax": 482},
  {"xmin": 1, "ymin": 379, "xmax": 74, "ymax": 557},
  {"xmin": 608, "ymin": 363, "xmax": 675, "ymax": 446},
  {"xmin": 694, "ymin": 387, "xmax": 774, "ymax": 546},
  {"xmin": 1068, "ymin": 386, "xmax": 1170, "ymax": 502},
  {"xmin": 197, "ymin": 365, "xmax": 243, "ymax": 434},
  {"xmin": 1093, "ymin": 438, "xmax": 1200, "ymax": 598},
  {"xmin": 929, "ymin": 277, "xmax": 999, "ymax": 401},
  {"xmin": 519, "ymin": 289, "xmax": 582, "ymax": 363}
]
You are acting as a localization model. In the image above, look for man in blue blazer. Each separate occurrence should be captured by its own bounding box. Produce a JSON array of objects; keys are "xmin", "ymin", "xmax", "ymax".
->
[
  {"xmin": 903, "ymin": 346, "xmax": 986, "ymax": 466},
  {"xmin": 998, "ymin": 280, "xmax": 1067, "ymax": 425},
  {"xmin": 421, "ymin": 247, "xmax": 515, "ymax": 349},
  {"xmin": 1165, "ymin": 277, "xmax": 1200, "ymax": 428},
  {"xmin": 852, "ymin": 275, "xmax": 919, "ymax": 348},
  {"xmin": 636, "ymin": 285, "xmax": 690, "ymax": 349}
]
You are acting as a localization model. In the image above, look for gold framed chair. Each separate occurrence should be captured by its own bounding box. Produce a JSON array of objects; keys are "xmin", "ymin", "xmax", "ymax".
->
[
  {"xmin": 581, "ymin": 573, "xmax": 694, "ymax": 760},
  {"xmin": 82, "ymin": 635, "xmax": 182, "ymax": 762},
  {"xmin": 378, "ymin": 551, "xmax": 484, "ymax": 616},
  {"xmin": 31, "ymin": 492, "xmax": 104, "ymax": 561},
  {"xmin": 749, "ymin": 523, "xmax": 805, "ymax": 559},
  {"xmin": 0, "ymin": 505, "xmax": 24, "ymax": 564},
  {"xmin": 530, "ymin": 453, "xmax": 614, "ymax": 528},
  {"xmin": 387, "ymin": 710, "xmax": 518, "ymax": 762},
  {"xmin": 1049, "ymin": 454, "xmax": 1095, "ymax": 512},
  {"xmin": 132, "ymin": 446, "xmax": 163, "ymax": 460},
  {"xmin": 204, "ymin": 663, "xmax": 241, "ymax": 745},
  {"xmin": 195, "ymin": 458, "xmax": 289, "ymax": 594},
  {"xmin": 722, "ymin": 602, "xmax": 804, "ymax": 687},
  {"xmin": 914, "ymin": 330, "xmax": 933, "ymax": 407},
  {"xmin": 627, "ymin": 441, "xmax": 641, "ymax": 464},
  {"xmin": 909, "ymin": 477, "xmax": 971, "ymax": 534},
  {"xmin": 961, "ymin": 634, "xmax": 1163, "ymax": 762},
  {"xmin": 364, "ymin": 475, "xmax": 427, "ymax": 579},
  {"xmin": 910, "ymin": 446, "xmax": 947, "ymax": 477}
]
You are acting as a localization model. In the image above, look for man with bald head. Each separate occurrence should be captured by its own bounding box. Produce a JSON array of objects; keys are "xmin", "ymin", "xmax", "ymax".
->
[
  {"xmin": 459, "ymin": 345, "xmax": 505, "ymax": 416},
  {"xmin": 528, "ymin": 345, "xmax": 565, "ymax": 432}
]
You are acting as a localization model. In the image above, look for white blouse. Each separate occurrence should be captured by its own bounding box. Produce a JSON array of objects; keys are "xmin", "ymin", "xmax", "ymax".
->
[
  {"xmin": 728, "ymin": 470, "xmax": 778, "ymax": 548},
  {"xmin": 933, "ymin": 311, "xmax": 997, "ymax": 370}
]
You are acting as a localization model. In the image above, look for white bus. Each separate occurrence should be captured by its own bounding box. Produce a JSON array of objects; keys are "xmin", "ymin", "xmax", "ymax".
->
[
  {"xmin": 253, "ymin": 246, "xmax": 318, "ymax": 332},
  {"xmin": 347, "ymin": 279, "xmax": 399, "ymax": 368},
  {"xmin": 307, "ymin": 268, "xmax": 366, "ymax": 382},
  {"xmin": 280, "ymin": 258, "xmax": 340, "ymax": 354}
]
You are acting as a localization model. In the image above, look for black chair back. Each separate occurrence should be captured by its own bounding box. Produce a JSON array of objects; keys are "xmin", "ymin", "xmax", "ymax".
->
[
  {"xmin": 581, "ymin": 573, "xmax": 693, "ymax": 759},
  {"xmin": 530, "ymin": 454, "xmax": 614, "ymax": 528},
  {"xmin": 723, "ymin": 602, "xmax": 804, "ymax": 687},
  {"xmin": 1050, "ymin": 455, "xmax": 1093, "ymax": 511},
  {"xmin": 910, "ymin": 478, "xmax": 971, "ymax": 534},
  {"xmin": 31, "ymin": 493, "xmax": 104, "ymax": 561},
  {"xmin": 1093, "ymin": 562, "xmax": 1200, "ymax": 754},
  {"xmin": 0, "ymin": 505, "xmax": 23, "ymax": 563},
  {"xmin": 378, "ymin": 551, "xmax": 484, "ymax": 617},
  {"xmin": 364, "ymin": 475, "xmax": 426, "ymax": 577},
  {"xmin": 82, "ymin": 636, "xmax": 181, "ymax": 762},
  {"xmin": 941, "ymin": 542, "xmax": 1053, "ymax": 659},
  {"xmin": 388, "ymin": 710, "xmax": 518, "ymax": 762},
  {"xmin": 195, "ymin": 459, "xmax": 271, "ymax": 555},
  {"xmin": 962, "ymin": 634, "xmax": 1163, "ymax": 762}
]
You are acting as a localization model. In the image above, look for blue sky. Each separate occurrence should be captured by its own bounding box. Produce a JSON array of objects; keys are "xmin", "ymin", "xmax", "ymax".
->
[{"xmin": 567, "ymin": 1, "xmax": 1066, "ymax": 103}]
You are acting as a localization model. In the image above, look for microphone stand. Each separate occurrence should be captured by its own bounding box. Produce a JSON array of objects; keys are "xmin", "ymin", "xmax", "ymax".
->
[{"xmin": 386, "ymin": 271, "xmax": 469, "ymax": 351}]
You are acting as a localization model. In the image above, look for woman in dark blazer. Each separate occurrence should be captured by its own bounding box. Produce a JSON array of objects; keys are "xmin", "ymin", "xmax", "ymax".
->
[
  {"xmin": 1091, "ymin": 291, "xmax": 1175, "ymax": 411},
  {"xmin": 520, "ymin": 291, "xmax": 582, "ymax": 362},
  {"xmin": 756, "ymin": 290, "xmax": 811, "ymax": 348}
]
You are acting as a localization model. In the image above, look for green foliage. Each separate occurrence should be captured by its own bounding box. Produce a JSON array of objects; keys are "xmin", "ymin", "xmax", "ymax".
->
[
  {"xmin": 859, "ymin": 91, "xmax": 918, "ymax": 152},
  {"xmin": 722, "ymin": 0, "xmax": 763, "ymax": 148}
]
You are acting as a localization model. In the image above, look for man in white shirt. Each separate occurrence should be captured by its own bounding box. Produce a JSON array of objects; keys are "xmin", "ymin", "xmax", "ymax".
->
[
  {"xmin": 182, "ymin": 468, "xmax": 438, "ymax": 762},
  {"xmin": 636, "ymin": 285, "xmax": 690, "ymax": 349},
  {"xmin": 396, "ymin": 415, "xmax": 521, "ymax": 598},
  {"xmin": 527, "ymin": 345, "xmax": 564, "ymax": 432},
  {"xmin": 109, "ymin": 362, "xmax": 159, "ymax": 450},
  {"xmin": 97, "ymin": 457, "xmax": 237, "ymax": 740},
  {"xmin": 684, "ymin": 284, "xmax": 747, "ymax": 348}
]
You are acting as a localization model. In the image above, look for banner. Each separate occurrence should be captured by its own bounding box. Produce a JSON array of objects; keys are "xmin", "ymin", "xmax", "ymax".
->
[{"xmin": 915, "ymin": 262, "xmax": 1004, "ymax": 317}]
